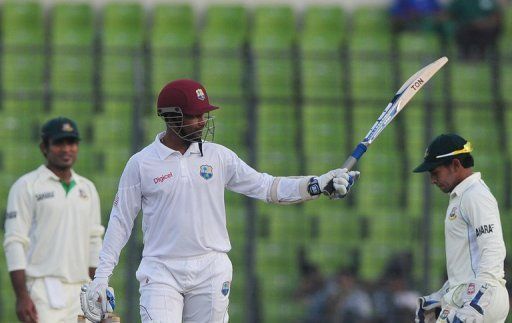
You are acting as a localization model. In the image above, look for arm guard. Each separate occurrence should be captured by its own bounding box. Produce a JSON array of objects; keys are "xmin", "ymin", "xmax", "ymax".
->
[{"xmin": 268, "ymin": 176, "xmax": 320, "ymax": 205}]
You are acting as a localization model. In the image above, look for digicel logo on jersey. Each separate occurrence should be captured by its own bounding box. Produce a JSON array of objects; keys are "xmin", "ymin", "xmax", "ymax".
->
[{"xmin": 154, "ymin": 171, "xmax": 173, "ymax": 184}]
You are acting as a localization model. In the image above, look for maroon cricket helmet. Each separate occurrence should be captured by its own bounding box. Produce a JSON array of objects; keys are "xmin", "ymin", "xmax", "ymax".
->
[{"xmin": 157, "ymin": 79, "xmax": 219, "ymax": 116}]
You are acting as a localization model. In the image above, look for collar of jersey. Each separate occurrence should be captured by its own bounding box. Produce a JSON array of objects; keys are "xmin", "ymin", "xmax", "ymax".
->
[
  {"xmin": 450, "ymin": 172, "xmax": 481, "ymax": 198},
  {"xmin": 39, "ymin": 165, "xmax": 79, "ymax": 183},
  {"xmin": 154, "ymin": 132, "xmax": 201, "ymax": 160}
]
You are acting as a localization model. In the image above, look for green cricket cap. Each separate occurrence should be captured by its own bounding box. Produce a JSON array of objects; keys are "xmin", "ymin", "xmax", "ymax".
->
[
  {"xmin": 413, "ymin": 133, "xmax": 472, "ymax": 173},
  {"xmin": 41, "ymin": 117, "xmax": 80, "ymax": 142}
]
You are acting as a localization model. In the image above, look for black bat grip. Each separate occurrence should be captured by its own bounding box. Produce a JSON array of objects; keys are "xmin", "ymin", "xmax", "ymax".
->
[{"xmin": 324, "ymin": 156, "xmax": 358, "ymax": 194}]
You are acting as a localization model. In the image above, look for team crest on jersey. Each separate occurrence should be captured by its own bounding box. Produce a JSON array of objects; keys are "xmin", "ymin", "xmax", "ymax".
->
[
  {"xmin": 449, "ymin": 207, "xmax": 457, "ymax": 220},
  {"xmin": 196, "ymin": 88, "xmax": 206, "ymax": 101},
  {"xmin": 79, "ymin": 189, "xmax": 89, "ymax": 199},
  {"xmin": 200, "ymin": 165, "xmax": 213, "ymax": 180},
  {"xmin": 221, "ymin": 281, "xmax": 230, "ymax": 296}
]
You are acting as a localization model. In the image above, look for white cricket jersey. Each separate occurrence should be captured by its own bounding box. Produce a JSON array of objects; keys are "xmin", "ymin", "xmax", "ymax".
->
[
  {"xmin": 444, "ymin": 172, "xmax": 506, "ymax": 287},
  {"xmin": 95, "ymin": 133, "xmax": 307, "ymax": 278},
  {"xmin": 3, "ymin": 165, "xmax": 104, "ymax": 283}
]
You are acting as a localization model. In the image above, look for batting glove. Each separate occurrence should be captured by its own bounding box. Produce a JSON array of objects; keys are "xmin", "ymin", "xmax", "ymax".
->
[
  {"xmin": 316, "ymin": 168, "xmax": 360, "ymax": 199},
  {"xmin": 80, "ymin": 277, "xmax": 115, "ymax": 323}
]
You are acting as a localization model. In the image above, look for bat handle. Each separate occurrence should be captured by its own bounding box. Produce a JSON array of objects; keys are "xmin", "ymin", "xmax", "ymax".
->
[
  {"xmin": 324, "ymin": 143, "xmax": 367, "ymax": 195},
  {"xmin": 341, "ymin": 156, "xmax": 358, "ymax": 171}
]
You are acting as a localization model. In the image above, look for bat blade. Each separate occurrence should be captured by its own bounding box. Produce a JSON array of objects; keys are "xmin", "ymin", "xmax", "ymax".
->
[
  {"xmin": 363, "ymin": 56, "xmax": 448, "ymax": 146},
  {"xmin": 324, "ymin": 56, "xmax": 448, "ymax": 194}
]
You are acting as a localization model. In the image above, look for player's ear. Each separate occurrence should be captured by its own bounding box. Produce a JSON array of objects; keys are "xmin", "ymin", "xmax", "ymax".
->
[{"xmin": 452, "ymin": 158, "xmax": 463, "ymax": 170}]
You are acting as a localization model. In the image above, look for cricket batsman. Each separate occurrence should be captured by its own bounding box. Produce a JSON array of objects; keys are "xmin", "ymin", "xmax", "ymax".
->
[{"xmin": 81, "ymin": 79, "xmax": 360, "ymax": 322}]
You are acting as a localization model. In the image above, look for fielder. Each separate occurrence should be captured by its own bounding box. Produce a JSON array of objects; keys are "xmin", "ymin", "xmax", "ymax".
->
[
  {"xmin": 413, "ymin": 134, "xmax": 509, "ymax": 323},
  {"xmin": 3, "ymin": 117, "xmax": 104, "ymax": 323},
  {"xmin": 82, "ymin": 79, "xmax": 360, "ymax": 323}
]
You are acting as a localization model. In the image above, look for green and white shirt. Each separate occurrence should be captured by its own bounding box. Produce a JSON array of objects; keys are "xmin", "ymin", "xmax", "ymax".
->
[{"xmin": 3, "ymin": 165, "xmax": 104, "ymax": 283}]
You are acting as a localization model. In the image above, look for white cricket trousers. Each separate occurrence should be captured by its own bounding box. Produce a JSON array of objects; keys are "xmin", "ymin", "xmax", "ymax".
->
[
  {"xmin": 26, "ymin": 277, "xmax": 83, "ymax": 323},
  {"xmin": 137, "ymin": 252, "xmax": 233, "ymax": 323}
]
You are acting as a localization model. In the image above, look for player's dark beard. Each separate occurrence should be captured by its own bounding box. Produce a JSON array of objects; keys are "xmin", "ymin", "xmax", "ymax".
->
[
  {"xmin": 177, "ymin": 126, "xmax": 203, "ymax": 143},
  {"xmin": 162, "ymin": 112, "xmax": 214, "ymax": 144}
]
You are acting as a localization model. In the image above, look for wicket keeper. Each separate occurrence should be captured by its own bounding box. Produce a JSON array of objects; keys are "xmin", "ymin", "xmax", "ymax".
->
[{"xmin": 414, "ymin": 133, "xmax": 509, "ymax": 322}]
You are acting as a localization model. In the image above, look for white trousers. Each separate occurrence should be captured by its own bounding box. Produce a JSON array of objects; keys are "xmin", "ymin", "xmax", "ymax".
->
[
  {"xmin": 436, "ymin": 281, "xmax": 509, "ymax": 323},
  {"xmin": 137, "ymin": 252, "xmax": 233, "ymax": 323},
  {"xmin": 26, "ymin": 277, "xmax": 83, "ymax": 323}
]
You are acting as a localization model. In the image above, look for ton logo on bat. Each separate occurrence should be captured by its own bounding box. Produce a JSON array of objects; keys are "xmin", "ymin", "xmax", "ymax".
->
[{"xmin": 411, "ymin": 78, "xmax": 425, "ymax": 90}]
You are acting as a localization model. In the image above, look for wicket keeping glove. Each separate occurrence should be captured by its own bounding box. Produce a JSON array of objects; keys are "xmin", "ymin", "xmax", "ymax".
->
[
  {"xmin": 450, "ymin": 281, "xmax": 489, "ymax": 323},
  {"xmin": 80, "ymin": 277, "xmax": 115, "ymax": 323},
  {"xmin": 415, "ymin": 281, "xmax": 450, "ymax": 323},
  {"xmin": 415, "ymin": 295, "xmax": 442, "ymax": 323},
  {"xmin": 452, "ymin": 304, "xmax": 484, "ymax": 323},
  {"xmin": 316, "ymin": 168, "xmax": 360, "ymax": 199}
]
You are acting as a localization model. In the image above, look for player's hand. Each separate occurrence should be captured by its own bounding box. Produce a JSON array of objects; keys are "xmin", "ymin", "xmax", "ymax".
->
[
  {"xmin": 317, "ymin": 168, "xmax": 360, "ymax": 199},
  {"xmin": 15, "ymin": 293, "xmax": 38, "ymax": 323},
  {"xmin": 81, "ymin": 277, "xmax": 115, "ymax": 322}
]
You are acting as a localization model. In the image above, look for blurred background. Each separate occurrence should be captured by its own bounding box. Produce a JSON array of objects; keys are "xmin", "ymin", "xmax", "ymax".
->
[{"xmin": 0, "ymin": 0, "xmax": 511, "ymax": 322}]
